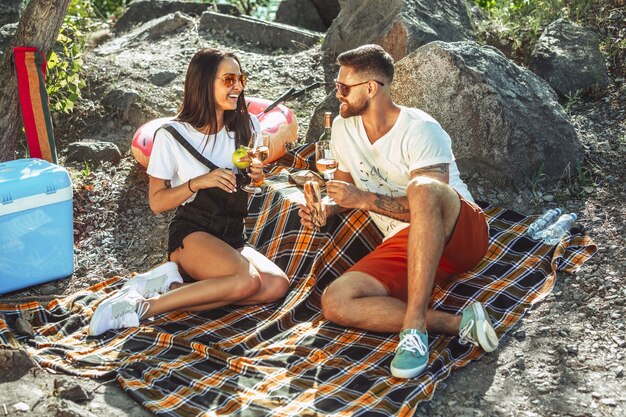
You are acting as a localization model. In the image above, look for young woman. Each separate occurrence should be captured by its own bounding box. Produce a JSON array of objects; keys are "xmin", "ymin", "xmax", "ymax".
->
[{"xmin": 89, "ymin": 48, "xmax": 290, "ymax": 336}]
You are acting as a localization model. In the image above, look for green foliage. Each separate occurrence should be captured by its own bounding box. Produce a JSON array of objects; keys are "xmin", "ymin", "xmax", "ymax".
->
[
  {"xmin": 46, "ymin": 19, "xmax": 86, "ymax": 114},
  {"xmin": 205, "ymin": 0, "xmax": 276, "ymax": 19},
  {"xmin": 523, "ymin": 163, "xmax": 548, "ymax": 196},
  {"xmin": 470, "ymin": 0, "xmax": 606, "ymax": 65},
  {"xmin": 46, "ymin": 0, "xmax": 129, "ymax": 115},
  {"xmin": 563, "ymin": 89, "xmax": 582, "ymax": 113},
  {"xmin": 80, "ymin": 160, "xmax": 91, "ymax": 179}
]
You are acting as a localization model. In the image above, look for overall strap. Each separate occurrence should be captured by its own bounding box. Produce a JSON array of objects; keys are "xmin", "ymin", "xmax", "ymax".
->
[{"xmin": 157, "ymin": 124, "xmax": 220, "ymax": 171}]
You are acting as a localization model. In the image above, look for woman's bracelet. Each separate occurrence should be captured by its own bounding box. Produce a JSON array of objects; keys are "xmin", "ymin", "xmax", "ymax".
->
[{"xmin": 187, "ymin": 179, "xmax": 195, "ymax": 193}]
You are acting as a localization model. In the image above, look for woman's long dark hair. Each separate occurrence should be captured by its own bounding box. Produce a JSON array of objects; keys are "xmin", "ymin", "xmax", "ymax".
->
[{"xmin": 175, "ymin": 48, "xmax": 252, "ymax": 149}]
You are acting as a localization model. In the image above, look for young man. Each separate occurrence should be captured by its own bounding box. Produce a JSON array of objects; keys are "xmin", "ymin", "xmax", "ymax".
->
[{"xmin": 298, "ymin": 44, "xmax": 499, "ymax": 378}]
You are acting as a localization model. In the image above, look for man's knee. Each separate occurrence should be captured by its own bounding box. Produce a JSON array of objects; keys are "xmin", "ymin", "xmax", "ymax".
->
[
  {"xmin": 321, "ymin": 284, "xmax": 346, "ymax": 325},
  {"xmin": 407, "ymin": 177, "xmax": 452, "ymax": 205},
  {"xmin": 321, "ymin": 275, "xmax": 362, "ymax": 325},
  {"xmin": 407, "ymin": 177, "xmax": 460, "ymax": 221}
]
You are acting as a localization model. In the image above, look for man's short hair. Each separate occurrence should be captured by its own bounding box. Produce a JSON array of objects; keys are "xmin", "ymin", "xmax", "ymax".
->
[{"xmin": 336, "ymin": 44, "xmax": 394, "ymax": 84}]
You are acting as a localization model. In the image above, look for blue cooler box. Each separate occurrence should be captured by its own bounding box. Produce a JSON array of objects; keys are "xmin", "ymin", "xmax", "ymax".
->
[{"xmin": 0, "ymin": 159, "xmax": 74, "ymax": 294}]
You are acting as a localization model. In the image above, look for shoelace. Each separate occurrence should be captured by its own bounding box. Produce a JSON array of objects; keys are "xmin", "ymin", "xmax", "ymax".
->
[
  {"xmin": 397, "ymin": 333, "xmax": 427, "ymax": 356},
  {"xmin": 136, "ymin": 300, "xmax": 150, "ymax": 321},
  {"xmin": 459, "ymin": 319, "xmax": 479, "ymax": 346},
  {"xmin": 111, "ymin": 298, "xmax": 150, "ymax": 328}
]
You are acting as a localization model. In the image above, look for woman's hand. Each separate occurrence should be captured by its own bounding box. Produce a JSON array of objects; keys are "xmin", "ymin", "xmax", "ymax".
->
[
  {"xmin": 247, "ymin": 160, "xmax": 264, "ymax": 183},
  {"xmin": 192, "ymin": 168, "xmax": 238, "ymax": 193}
]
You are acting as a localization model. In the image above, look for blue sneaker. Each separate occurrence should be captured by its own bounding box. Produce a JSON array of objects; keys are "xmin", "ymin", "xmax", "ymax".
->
[
  {"xmin": 459, "ymin": 301, "xmax": 499, "ymax": 352},
  {"xmin": 390, "ymin": 329, "xmax": 429, "ymax": 378}
]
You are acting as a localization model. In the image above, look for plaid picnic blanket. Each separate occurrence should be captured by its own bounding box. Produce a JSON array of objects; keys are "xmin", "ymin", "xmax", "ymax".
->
[{"xmin": 0, "ymin": 145, "xmax": 596, "ymax": 416}]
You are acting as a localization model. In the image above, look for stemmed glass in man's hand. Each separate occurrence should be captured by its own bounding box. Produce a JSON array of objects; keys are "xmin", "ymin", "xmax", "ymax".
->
[
  {"xmin": 241, "ymin": 132, "xmax": 270, "ymax": 194},
  {"xmin": 315, "ymin": 140, "xmax": 337, "ymax": 203}
]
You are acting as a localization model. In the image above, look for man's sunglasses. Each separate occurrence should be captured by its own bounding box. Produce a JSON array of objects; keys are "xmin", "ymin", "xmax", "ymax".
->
[
  {"xmin": 219, "ymin": 73, "xmax": 247, "ymax": 88},
  {"xmin": 334, "ymin": 79, "xmax": 384, "ymax": 97}
]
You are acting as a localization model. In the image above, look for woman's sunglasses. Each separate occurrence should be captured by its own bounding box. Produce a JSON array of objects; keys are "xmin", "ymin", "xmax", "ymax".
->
[
  {"xmin": 334, "ymin": 79, "xmax": 384, "ymax": 97},
  {"xmin": 220, "ymin": 73, "xmax": 247, "ymax": 88}
]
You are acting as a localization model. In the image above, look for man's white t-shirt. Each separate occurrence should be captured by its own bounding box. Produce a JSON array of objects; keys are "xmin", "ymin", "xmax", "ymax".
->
[
  {"xmin": 331, "ymin": 106, "xmax": 473, "ymax": 239},
  {"xmin": 147, "ymin": 116, "xmax": 262, "ymax": 204}
]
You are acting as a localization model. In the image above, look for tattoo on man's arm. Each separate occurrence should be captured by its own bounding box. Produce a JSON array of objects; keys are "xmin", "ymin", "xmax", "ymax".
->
[
  {"xmin": 164, "ymin": 179, "xmax": 172, "ymax": 188},
  {"xmin": 372, "ymin": 195, "xmax": 410, "ymax": 221},
  {"xmin": 412, "ymin": 163, "xmax": 448, "ymax": 176}
]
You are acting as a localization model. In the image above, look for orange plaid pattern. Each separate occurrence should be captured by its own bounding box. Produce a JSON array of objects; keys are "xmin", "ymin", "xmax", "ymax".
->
[{"xmin": 0, "ymin": 145, "xmax": 596, "ymax": 416}]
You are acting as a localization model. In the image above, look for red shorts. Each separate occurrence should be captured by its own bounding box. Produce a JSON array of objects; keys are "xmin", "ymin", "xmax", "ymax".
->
[{"xmin": 347, "ymin": 197, "xmax": 489, "ymax": 302}]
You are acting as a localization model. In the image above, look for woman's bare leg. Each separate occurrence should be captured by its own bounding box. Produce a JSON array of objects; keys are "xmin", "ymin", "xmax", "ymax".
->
[
  {"xmin": 141, "ymin": 235, "xmax": 289, "ymax": 317},
  {"xmin": 141, "ymin": 232, "xmax": 260, "ymax": 317}
]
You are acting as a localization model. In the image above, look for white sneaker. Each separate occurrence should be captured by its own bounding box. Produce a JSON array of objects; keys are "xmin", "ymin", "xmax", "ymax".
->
[
  {"xmin": 121, "ymin": 262, "xmax": 183, "ymax": 298},
  {"xmin": 88, "ymin": 288, "xmax": 149, "ymax": 336}
]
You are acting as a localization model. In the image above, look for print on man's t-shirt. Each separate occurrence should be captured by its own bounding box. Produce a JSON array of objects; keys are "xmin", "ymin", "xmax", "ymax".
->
[{"xmin": 358, "ymin": 161, "xmax": 401, "ymax": 234}]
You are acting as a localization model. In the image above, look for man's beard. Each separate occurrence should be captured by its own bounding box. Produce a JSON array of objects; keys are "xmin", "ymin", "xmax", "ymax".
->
[{"xmin": 339, "ymin": 97, "xmax": 369, "ymax": 118}]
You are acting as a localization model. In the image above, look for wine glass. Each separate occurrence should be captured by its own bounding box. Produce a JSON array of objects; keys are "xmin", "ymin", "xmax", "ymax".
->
[
  {"xmin": 241, "ymin": 132, "xmax": 270, "ymax": 193},
  {"xmin": 315, "ymin": 140, "xmax": 337, "ymax": 203}
]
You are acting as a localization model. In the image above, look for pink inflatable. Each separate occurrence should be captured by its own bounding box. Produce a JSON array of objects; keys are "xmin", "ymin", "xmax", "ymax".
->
[{"xmin": 131, "ymin": 97, "xmax": 298, "ymax": 168}]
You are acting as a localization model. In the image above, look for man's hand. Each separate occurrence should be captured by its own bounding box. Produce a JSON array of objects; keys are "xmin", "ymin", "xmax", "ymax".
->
[
  {"xmin": 326, "ymin": 180, "xmax": 367, "ymax": 209},
  {"xmin": 298, "ymin": 203, "xmax": 328, "ymax": 229}
]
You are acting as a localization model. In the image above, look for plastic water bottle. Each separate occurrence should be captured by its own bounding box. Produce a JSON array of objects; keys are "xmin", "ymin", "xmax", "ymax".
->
[
  {"xmin": 527, "ymin": 208, "xmax": 562, "ymax": 240},
  {"xmin": 540, "ymin": 213, "xmax": 578, "ymax": 245}
]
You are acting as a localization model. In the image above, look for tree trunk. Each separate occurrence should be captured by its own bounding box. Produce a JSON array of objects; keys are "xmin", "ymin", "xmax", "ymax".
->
[{"xmin": 0, "ymin": 0, "xmax": 71, "ymax": 162}]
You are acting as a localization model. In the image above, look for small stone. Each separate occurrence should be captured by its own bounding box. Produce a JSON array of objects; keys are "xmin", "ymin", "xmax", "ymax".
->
[
  {"xmin": 615, "ymin": 366, "xmax": 624, "ymax": 378},
  {"xmin": 543, "ymin": 194, "xmax": 555, "ymax": 202},
  {"xmin": 12, "ymin": 402, "xmax": 30, "ymax": 412},
  {"xmin": 612, "ymin": 336, "xmax": 626, "ymax": 348},
  {"xmin": 58, "ymin": 384, "xmax": 93, "ymax": 403},
  {"xmin": 513, "ymin": 330, "xmax": 526, "ymax": 341},
  {"xmin": 600, "ymin": 398, "xmax": 617, "ymax": 406},
  {"xmin": 14, "ymin": 318, "xmax": 34, "ymax": 337}
]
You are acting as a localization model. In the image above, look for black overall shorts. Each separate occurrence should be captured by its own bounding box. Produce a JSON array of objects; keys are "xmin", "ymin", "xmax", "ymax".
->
[{"xmin": 156, "ymin": 125, "xmax": 249, "ymax": 257}]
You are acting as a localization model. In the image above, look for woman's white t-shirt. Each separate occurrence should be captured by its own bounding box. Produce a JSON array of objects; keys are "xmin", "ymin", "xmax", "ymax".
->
[
  {"xmin": 331, "ymin": 106, "xmax": 473, "ymax": 239},
  {"xmin": 147, "ymin": 116, "xmax": 261, "ymax": 204}
]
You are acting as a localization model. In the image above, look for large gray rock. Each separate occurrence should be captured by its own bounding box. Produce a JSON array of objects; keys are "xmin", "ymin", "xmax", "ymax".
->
[
  {"xmin": 0, "ymin": 0, "xmax": 23, "ymax": 27},
  {"xmin": 322, "ymin": 0, "xmax": 474, "ymax": 62},
  {"xmin": 530, "ymin": 18, "xmax": 610, "ymax": 98},
  {"xmin": 66, "ymin": 141, "xmax": 122, "ymax": 165},
  {"xmin": 115, "ymin": 0, "xmax": 238, "ymax": 33},
  {"xmin": 310, "ymin": 0, "xmax": 341, "ymax": 28},
  {"xmin": 96, "ymin": 12, "xmax": 195, "ymax": 55},
  {"xmin": 391, "ymin": 41, "xmax": 581, "ymax": 186},
  {"xmin": 305, "ymin": 92, "xmax": 341, "ymax": 143},
  {"xmin": 275, "ymin": 0, "xmax": 326, "ymax": 32},
  {"xmin": 199, "ymin": 11, "xmax": 323, "ymax": 51}
]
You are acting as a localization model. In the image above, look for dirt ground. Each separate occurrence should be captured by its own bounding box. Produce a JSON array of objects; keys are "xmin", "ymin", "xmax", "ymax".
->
[{"xmin": 1, "ymin": 10, "xmax": 625, "ymax": 417}]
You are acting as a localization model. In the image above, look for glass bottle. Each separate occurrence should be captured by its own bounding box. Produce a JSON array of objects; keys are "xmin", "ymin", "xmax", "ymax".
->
[{"xmin": 319, "ymin": 112, "xmax": 332, "ymax": 142}]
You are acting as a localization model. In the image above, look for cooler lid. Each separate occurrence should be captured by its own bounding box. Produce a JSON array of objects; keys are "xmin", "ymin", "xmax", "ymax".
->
[{"xmin": 0, "ymin": 158, "xmax": 72, "ymax": 203}]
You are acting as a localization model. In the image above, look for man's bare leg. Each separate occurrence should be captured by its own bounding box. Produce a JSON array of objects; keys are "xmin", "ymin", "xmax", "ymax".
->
[
  {"xmin": 321, "ymin": 272, "xmax": 461, "ymax": 335},
  {"xmin": 402, "ymin": 177, "xmax": 461, "ymax": 332}
]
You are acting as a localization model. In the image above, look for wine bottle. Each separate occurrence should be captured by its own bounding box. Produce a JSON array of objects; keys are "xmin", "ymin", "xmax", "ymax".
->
[{"xmin": 319, "ymin": 112, "xmax": 332, "ymax": 142}]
